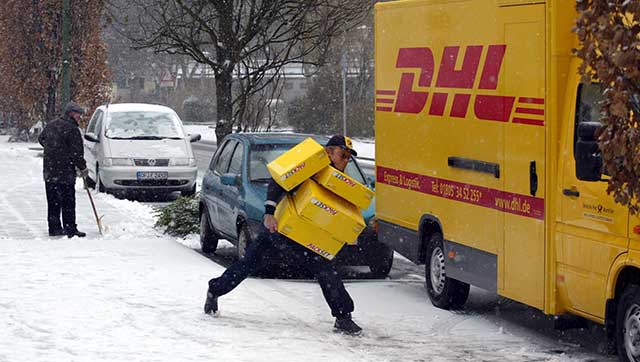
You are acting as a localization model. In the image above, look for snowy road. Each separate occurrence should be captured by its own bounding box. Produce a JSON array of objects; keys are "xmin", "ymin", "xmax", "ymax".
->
[{"xmin": 0, "ymin": 138, "xmax": 615, "ymax": 362}]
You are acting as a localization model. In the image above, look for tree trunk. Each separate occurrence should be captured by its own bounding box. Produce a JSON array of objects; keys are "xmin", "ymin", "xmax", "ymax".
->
[{"xmin": 214, "ymin": 69, "xmax": 234, "ymax": 142}]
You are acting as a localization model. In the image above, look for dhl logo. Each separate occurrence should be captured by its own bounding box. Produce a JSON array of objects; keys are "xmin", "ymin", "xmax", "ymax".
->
[
  {"xmin": 311, "ymin": 197, "xmax": 338, "ymax": 216},
  {"xmin": 332, "ymin": 171, "xmax": 357, "ymax": 187},
  {"xmin": 376, "ymin": 45, "xmax": 545, "ymax": 126},
  {"xmin": 281, "ymin": 162, "xmax": 306, "ymax": 180}
]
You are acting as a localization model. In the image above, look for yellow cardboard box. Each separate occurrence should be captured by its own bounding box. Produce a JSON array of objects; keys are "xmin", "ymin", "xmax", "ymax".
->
[
  {"xmin": 275, "ymin": 195, "xmax": 345, "ymax": 260},
  {"xmin": 267, "ymin": 137, "xmax": 330, "ymax": 191},
  {"xmin": 293, "ymin": 179, "xmax": 365, "ymax": 245},
  {"xmin": 313, "ymin": 166, "xmax": 375, "ymax": 210}
]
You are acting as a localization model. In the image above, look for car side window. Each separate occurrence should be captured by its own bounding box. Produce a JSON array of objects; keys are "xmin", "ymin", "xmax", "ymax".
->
[
  {"xmin": 214, "ymin": 140, "xmax": 236, "ymax": 174},
  {"xmin": 86, "ymin": 110, "xmax": 102, "ymax": 134},
  {"xmin": 228, "ymin": 143, "xmax": 244, "ymax": 176},
  {"xmin": 94, "ymin": 114, "xmax": 103, "ymax": 138}
]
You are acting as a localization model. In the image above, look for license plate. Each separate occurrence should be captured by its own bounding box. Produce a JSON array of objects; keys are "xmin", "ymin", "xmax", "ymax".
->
[{"xmin": 137, "ymin": 171, "xmax": 168, "ymax": 180}]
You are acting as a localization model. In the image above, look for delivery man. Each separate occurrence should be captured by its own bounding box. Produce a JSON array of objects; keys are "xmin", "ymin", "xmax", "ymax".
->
[{"xmin": 204, "ymin": 135, "xmax": 363, "ymax": 335}]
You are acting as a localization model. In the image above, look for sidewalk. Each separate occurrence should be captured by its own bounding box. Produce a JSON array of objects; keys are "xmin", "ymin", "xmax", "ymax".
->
[{"xmin": 0, "ymin": 138, "xmax": 611, "ymax": 362}]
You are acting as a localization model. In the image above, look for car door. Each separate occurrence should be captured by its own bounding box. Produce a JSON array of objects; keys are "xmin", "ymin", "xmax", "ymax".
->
[
  {"xmin": 558, "ymin": 82, "xmax": 629, "ymax": 317},
  {"xmin": 202, "ymin": 139, "xmax": 236, "ymax": 233},
  {"xmin": 83, "ymin": 110, "xmax": 102, "ymax": 179},
  {"xmin": 217, "ymin": 141, "xmax": 245, "ymax": 238}
]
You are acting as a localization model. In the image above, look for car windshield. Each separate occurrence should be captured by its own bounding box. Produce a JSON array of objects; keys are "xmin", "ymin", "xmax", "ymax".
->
[
  {"xmin": 105, "ymin": 111, "xmax": 185, "ymax": 139},
  {"xmin": 249, "ymin": 143, "xmax": 367, "ymax": 185}
]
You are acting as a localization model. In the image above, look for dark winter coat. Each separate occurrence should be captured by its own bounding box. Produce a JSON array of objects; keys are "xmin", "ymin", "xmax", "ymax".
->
[{"xmin": 38, "ymin": 115, "xmax": 86, "ymax": 184}]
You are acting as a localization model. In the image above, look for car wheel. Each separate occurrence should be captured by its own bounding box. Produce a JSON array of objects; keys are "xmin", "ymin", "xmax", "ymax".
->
[
  {"xmin": 182, "ymin": 183, "xmax": 197, "ymax": 197},
  {"xmin": 96, "ymin": 166, "xmax": 106, "ymax": 193},
  {"xmin": 200, "ymin": 208, "xmax": 219, "ymax": 254},
  {"xmin": 237, "ymin": 223, "xmax": 252, "ymax": 259},
  {"xmin": 425, "ymin": 232, "xmax": 470, "ymax": 309},
  {"xmin": 369, "ymin": 244, "xmax": 394, "ymax": 278}
]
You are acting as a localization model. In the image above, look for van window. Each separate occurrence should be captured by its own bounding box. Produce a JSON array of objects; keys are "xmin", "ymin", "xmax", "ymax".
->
[
  {"xmin": 228, "ymin": 143, "xmax": 244, "ymax": 176},
  {"xmin": 86, "ymin": 110, "xmax": 102, "ymax": 134},
  {"xmin": 574, "ymin": 83, "xmax": 605, "ymax": 153},
  {"xmin": 105, "ymin": 111, "xmax": 185, "ymax": 139},
  {"xmin": 214, "ymin": 140, "xmax": 236, "ymax": 174}
]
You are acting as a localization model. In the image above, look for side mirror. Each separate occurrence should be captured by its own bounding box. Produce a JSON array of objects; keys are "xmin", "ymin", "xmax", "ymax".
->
[
  {"xmin": 366, "ymin": 176, "xmax": 375, "ymax": 189},
  {"xmin": 575, "ymin": 121, "xmax": 603, "ymax": 181},
  {"xmin": 220, "ymin": 173, "xmax": 240, "ymax": 186},
  {"xmin": 84, "ymin": 134, "xmax": 99, "ymax": 143},
  {"xmin": 189, "ymin": 134, "xmax": 202, "ymax": 143}
]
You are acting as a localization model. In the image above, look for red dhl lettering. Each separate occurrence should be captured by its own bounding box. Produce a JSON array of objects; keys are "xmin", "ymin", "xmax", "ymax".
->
[
  {"xmin": 306, "ymin": 243, "xmax": 332, "ymax": 258},
  {"xmin": 281, "ymin": 162, "xmax": 306, "ymax": 180},
  {"xmin": 376, "ymin": 45, "xmax": 545, "ymax": 126},
  {"xmin": 311, "ymin": 197, "xmax": 338, "ymax": 216},
  {"xmin": 332, "ymin": 171, "xmax": 356, "ymax": 187}
]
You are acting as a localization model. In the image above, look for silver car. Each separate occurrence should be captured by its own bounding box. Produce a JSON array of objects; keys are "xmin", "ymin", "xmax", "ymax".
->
[{"xmin": 83, "ymin": 103, "xmax": 200, "ymax": 197}]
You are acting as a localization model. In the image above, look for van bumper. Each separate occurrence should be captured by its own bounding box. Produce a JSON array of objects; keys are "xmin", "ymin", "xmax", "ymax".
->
[{"xmin": 99, "ymin": 166, "xmax": 197, "ymax": 192}]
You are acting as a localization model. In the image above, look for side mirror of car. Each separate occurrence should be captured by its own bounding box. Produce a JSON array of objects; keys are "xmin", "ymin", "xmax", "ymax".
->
[
  {"xmin": 189, "ymin": 134, "xmax": 202, "ymax": 143},
  {"xmin": 575, "ymin": 121, "xmax": 603, "ymax": 181},
  {"xmin": 84, "ymin": 134, "xmax": 99, "ymax": 143},
  {"xmin": 221, "ymin": 173, "xmax": 240, "ymax": 186},
  {"xmin": 366, "ymin": 176, "xmax": 375, "ymax": 189}
]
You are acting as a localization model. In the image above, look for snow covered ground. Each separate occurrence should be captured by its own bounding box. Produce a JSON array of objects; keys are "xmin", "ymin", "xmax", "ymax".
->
[{"xmin": 0, "ymin": 136, "xmax": 614, "ymax": 362}]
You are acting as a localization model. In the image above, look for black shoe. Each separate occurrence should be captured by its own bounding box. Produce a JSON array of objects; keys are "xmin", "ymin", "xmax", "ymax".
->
[
  {"xmin": 66, "ymin": 230, "xmax": 87, "ymax": 238},
  {"xmin": 334, "ymin": 315, "xmax": 362, "ymax": 335},
  {"xmin": 49, "ymin": 229, "xmax": 66, "ymax": 237},
  {"xmin": 204, "ymin": 288, "xmax": 218, "ymax": 315}
]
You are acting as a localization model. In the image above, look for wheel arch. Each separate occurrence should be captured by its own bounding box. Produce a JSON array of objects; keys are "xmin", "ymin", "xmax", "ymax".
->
[{"xmin": 417, "ymin": 214, "xmax": 443, "ymax": 265}]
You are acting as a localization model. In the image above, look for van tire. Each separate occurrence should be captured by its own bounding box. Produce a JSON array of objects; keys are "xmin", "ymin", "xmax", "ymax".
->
[
  {"xmin": 425, "ymin": 232, "xmax": 469, "ymax": 309},
  {"xmin": 96, "ymin": 167, "xmax": 106, "ymax": 193},
  {"xmin": 182, "ymin": 184, "xmax": 197, "ymax": 197},
  {"xmin": 200, "ymin": 208, "xmax": 219, "ymax": 254},
  {"xmin": 616, "ymin": 284, "xmax": 640, "ymax": 362}
]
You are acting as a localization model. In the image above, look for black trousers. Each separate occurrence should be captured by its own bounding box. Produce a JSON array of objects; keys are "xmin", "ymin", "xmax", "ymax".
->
[
  {"xmin": 209, "ymin": 228, "xmax": 354, "ymax": 318},
  {"xmin": 45, "ymin": 181, "xmax": 76, "ymax": 233}
]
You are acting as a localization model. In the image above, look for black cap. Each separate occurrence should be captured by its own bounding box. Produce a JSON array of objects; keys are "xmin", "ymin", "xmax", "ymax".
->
[
  {"xmin": 65, "ymin": 101, "xmax": 86, "ymax": 115},
  {"xmin": 326, "ymin": 135, "xmax": 357, "ymax": 157}
]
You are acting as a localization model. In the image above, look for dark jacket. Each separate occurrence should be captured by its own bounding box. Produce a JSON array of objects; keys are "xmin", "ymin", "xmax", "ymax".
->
[{"xmin": 38, "ymin": 115, "xmax": 86, "ymax": 184}]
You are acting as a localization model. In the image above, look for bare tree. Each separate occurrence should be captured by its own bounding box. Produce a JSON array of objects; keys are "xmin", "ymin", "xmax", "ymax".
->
[{"xmin": 116, "ymin": 0, "xmax": 373, "ymax": 141}]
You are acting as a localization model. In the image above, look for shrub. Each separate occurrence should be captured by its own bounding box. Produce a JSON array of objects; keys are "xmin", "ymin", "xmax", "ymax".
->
[{"xmin": 154, "ymin": 193, "xmax": 200, "ymax": 237}]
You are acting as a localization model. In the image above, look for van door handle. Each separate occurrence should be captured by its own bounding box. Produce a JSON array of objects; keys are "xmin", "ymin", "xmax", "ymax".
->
[
  {"xmin": 562, "ymin": 188, "xmax": 580, "ymax": 197},
  {"xmin": 447, "ymin": 157, "xmax": 500, "ymax": 178}
]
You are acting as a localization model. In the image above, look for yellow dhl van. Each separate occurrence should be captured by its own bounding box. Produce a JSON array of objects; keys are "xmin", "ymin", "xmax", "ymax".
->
[{"xmin": 375, "ymin": 0, "xmax": 639, "ymax": 359}]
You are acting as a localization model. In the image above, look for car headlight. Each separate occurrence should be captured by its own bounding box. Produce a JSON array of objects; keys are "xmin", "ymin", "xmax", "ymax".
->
[
  {"xmin": 170, "ymin": 158, "xmax": 197, "ymax": 167},
  {"xmin": 110, "ymin": 158, "xmax": 134, "ymax": 166}
]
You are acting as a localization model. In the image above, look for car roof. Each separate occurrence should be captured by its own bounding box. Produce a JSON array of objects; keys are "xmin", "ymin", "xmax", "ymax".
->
[
  {"xmin": 228, "ymin": 132, "xmax": 330, "ymax": 146},
  {"xmin": 99, "ymin": 103, "xmax": 177, "ymax": 114}
]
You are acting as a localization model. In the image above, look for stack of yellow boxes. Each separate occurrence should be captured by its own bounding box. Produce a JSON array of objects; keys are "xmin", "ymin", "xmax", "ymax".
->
[{"xmin": 267, "ymin": 138, "xmax": 375, "ymax": 260}]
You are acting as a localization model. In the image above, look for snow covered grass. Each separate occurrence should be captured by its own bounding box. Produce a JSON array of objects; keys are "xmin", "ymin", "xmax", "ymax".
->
[{"xmin": 0, "ymin": 136, "xmax": 613, "ymax": 362}]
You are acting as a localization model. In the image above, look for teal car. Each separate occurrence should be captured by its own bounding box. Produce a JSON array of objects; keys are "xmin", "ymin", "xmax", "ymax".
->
[{"xmin": 199, "ymin": 133, "xmax": 394, "ymax": 277}]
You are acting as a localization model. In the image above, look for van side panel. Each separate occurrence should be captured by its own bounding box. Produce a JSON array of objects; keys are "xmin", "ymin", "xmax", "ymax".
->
[{"xmin": 375, "ymin": 0, "xmax": 547, "ymax": 309}]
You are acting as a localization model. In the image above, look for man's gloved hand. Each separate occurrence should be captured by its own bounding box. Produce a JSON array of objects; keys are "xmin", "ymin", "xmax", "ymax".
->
[
  {"xmin": 78, "ymin": 168, "xmax": 89, "ymax": 178},
  {"xmin": 263, "ymin": 214, "xmax": 278, "ymax": 233}
]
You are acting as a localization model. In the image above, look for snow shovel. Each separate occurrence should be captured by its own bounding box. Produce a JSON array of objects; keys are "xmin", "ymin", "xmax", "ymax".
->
[{"xmin": 82, "ymin": 176, "xmax": 104, "ymax": 236}]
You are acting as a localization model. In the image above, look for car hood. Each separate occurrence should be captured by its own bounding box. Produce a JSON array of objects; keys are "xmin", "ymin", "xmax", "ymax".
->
[{"xmin": 106, "ymin": 139, "xmax": 190, "ymax": 159}]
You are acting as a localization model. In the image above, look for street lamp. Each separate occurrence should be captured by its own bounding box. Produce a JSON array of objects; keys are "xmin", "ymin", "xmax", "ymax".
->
[{"xmin": 340, "ymin": 53, "xmax": 347, "ymax": 136}]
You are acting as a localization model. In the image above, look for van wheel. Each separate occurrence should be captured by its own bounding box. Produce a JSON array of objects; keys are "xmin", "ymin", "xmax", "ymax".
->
[
  {"xmin": 96, "ymin": 167, "xmax": 106, "ymax": 193},
  {"xmin": 182, "ymin": 184, "xmax": 196, "ymax": 197},
  {"xmin": 425, "ymin": 232, "xmax": 469, "ymax": 309},
  {"xmin": 200, "ymin": 208, "xmax": 219, "ymax": 254},
  {"xmin": 237, "ymin": 224, "xmax": 252, "ymax": 259},
  {"xmin": 616, "ymin": 284, "xmax": 640, "ymax": 362}
]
